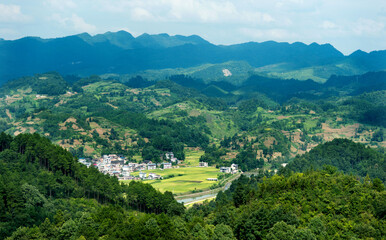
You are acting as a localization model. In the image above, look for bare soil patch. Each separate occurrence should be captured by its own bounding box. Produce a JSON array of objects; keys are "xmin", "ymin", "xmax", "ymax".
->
[
  {"xmin": 151, "ymin": 98, "xmax": 161, "ymax": 106},
  {"xmin": 263, "ymin": 137, "xmax": 275, "ymax": 148},
  {"xmin": 5, "ymin": 109, "xmax": 12, "ymax": 120},
  {"xmin": 55, "ymin": 100, "xmax": 65, "ymax": 107},
  {"xmin": 277, "ymin": 115, "xmax": 291, "ymax": 120},
  {"xmin": 95, "ymin": 128, "xmax": 104, "ymax": 137},
  {"xmin": 322, "ymin": 123, "xmax": 359, "ymax": 141},
  {"xmin": 106, "ymin": 103, "xmax": 118, "ymax": 109},
  {"xmin": 84, "ymin": 145, "xmax": 95, "ymax": 155}
]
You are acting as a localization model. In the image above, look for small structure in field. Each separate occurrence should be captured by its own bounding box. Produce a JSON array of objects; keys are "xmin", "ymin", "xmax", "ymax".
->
[
  {"xmin": 207, "ymin": 178, "xmax": 218, "ymax": 181},
  {"xmin": 148, "ymin": 173, "xmax": 162, "ymax": 180},
  {"xmin": 199, "ymin": 162, "xmax": 208, "ymax": 167}
]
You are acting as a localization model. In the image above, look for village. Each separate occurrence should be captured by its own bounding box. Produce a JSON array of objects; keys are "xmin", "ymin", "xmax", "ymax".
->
[{"xmin": 78, "ymin": 152, "xmax": 239, "ymax": 181}]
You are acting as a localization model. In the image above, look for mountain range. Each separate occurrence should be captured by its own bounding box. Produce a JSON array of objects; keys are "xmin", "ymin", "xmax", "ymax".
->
[{"xmin": 1, "ymin": 31, "xmax": 385, "ymax": 85}]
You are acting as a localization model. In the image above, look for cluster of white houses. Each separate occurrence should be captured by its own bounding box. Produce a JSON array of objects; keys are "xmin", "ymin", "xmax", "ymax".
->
[
  {"xmin": 200, "ymin": 161, "xmax": 239, "ymax": 174},
  {"xmin": 79, "ymin": 154, "xmax": 240, "ymax": 181},
  {"xmin": 219, "ymin": 163, "xmax": 239, "ymax": 174},
  {"xmin": 78, "ymin": 154, "xmax": 176, "ymax": 181}
]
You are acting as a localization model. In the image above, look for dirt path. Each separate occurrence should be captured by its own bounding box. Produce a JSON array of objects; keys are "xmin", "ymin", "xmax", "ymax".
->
[{"xmin": 5, "ymin": 109, "xmax": 12, "ymax": 120}]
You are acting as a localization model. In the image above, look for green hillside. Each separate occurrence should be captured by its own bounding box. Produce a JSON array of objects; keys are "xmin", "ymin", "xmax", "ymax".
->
[
  {"xmin": 0, "ymin": 71, "xmax": 384, "ymax": 161},
  {"xmin": 1, "ymin": 132, "xmax": 384, "ymax": 239},
  {"xmin": 283, "ymin": 138, "xmax": 386, "ymax": 182}
]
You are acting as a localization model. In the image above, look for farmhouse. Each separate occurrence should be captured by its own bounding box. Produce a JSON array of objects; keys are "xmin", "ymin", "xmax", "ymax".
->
[
  {"xmin": 220, "ymin": 163, "xmax": 239, "ymax": 174},
  {"xmin": 199, "ymin": 162, "xmax": 208, "ymax": 167},
  {"xmin": 135, "ymin": 164, "xmax": 147, "ymax": 171},
  {"xmin": 78, "ymin": 158, "xmax": 91, "ymax": 168},
  {"xmin": 121, "ymin": 165, "xmax": 131, "ymax": 177},
  {"xmin": 231, "ymin": 163, "xmax": 238, "ymax": 173},
  {"xmin": 165, "ymin": 152, "xmax": 178, "ymax": 162},
  {"xmin": 139, "ymin": 172, "xmax": 147, "ymax": 179},
  {"xmin": 148, "ymin": 173, "xmax": 162, "ymax": 180},
  {"xmin": 148, "ymin": 163, "xmax": 157, "ymax": 170},
  {"xmin": 162, "ymin": 162, "xmax": 172, "ymax": 169}
]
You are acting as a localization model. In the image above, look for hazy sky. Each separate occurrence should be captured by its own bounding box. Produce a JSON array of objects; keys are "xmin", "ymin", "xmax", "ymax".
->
[{"xmin": 0, "ymin": 0, "xmax": 385, "ymax": 54}]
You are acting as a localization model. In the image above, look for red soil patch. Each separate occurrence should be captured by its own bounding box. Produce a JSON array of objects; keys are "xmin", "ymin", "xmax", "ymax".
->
[
  {"xmin": 95, "ymin": 128, "xmax": 104, "ymax": 137},
  {"xmin": 5, "ymin": 109, "xmax": 12, "ymax": 120},
  {"xmin": 321, "ymin": 123, "xmax": 359, "ymax": 141},
  {"xmin": 106, "ymin": 103, "xmax": 118, "ymax": 109},
  {"xmin": 263, "ymin": 137, "xmax": 275, "ymax": 148},
  {"xmin": 277, "ymin": 115, "xmax": 291, "ymax": 120}
]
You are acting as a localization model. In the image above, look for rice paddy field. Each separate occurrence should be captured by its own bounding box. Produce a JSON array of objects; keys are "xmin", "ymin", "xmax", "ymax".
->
[
  {"xmin": 183, "ymin": 149, "xmax": 204, "ymax": 166},
  {"xmin": 130, "ymin": 167, "xmax": 221, "ymax": 194}
]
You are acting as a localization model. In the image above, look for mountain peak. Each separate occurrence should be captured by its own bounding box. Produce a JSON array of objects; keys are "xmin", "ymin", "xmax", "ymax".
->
[{"xmin": 349, "ymin": 49, "xmax": 367, "ymax": 57}]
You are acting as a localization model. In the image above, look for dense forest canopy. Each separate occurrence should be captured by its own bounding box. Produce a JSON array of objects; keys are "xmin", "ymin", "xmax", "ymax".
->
[
  {"xmin": 0, "ymin": 133, "xmax": 184, "ymax": 239},
  {"xmin": 283, "ymin": 138, "xmax": 386, "ymax": 182},
  {"xmin": 1, "ymin": 133, "xmax": 384, "ymax": 239}
]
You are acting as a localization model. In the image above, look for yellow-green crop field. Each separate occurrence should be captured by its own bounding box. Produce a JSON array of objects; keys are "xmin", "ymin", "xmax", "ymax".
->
[
  {"xmin": 130, "ymin": 167, "xmax": 221, "ymax": 194},
  {"xmin": 184, "ymin": 149, "xmax": 204, "ymax": 166}
]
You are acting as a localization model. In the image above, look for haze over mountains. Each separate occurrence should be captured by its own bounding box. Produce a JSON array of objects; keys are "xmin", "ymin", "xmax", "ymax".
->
[{"xmin": 1, "ymin": 30, "xmax": 385, "ymax": 85}]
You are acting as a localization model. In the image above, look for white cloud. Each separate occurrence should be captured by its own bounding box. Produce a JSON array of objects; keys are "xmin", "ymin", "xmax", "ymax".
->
[
  {"xmin": 321, "ymin": 21, "xmax": 337, "ymax": 29},
  {"xmin": 160, "ymin": 0, "xmax": 237, "ymax": 23},
  {"xmin": 0, "ymin": 4, "xmax": 30, "ymax": 23},
  {"xmin": 50, "ymin": 13, "xmax": 67, "ymax": 26},
  {"xmin": 45, "ymin": 0, "xmax": 77, "ymax": 11},
  {"xmin": 239, "ymin": 11, "xmax": 275, "ymax": 25},
  {"xmin": 50, "ymin": 13, "xmax": 97, "ymax": 33},
  {"xmin": 0, "ymin": 28, "xmax": 18, "ymax": 36},
  {"xmin": 353, "ymin": 18, "xmax": 384, "ymax": 36},
  {"xmin": 131, "ymin": 7, "xmax": 155, "ymax": 21},
  {"xmin": 70, "ymin": 14, "xmax": 97, "ymax": 33},
  {"xmin": 239, "ymin": 27, "xmax": 297, "ymax": 40},
  {"xmin": 96, "ymin": 0, "xmax": 273, "ymax": 24}
]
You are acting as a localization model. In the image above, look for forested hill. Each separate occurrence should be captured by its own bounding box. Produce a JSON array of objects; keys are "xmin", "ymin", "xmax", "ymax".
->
[
  {"xmin": 281, "ymin": 138, "xmax": 386, "ymax": 182},
  {"xmin": 2, "ymin": 132, "xmax": 385, "ymax": 239},
  {"xmin": 0, "ymin": 132, "xmax": 184, "ymax": 239},
  {"xmin": 1, "ymin": 31, "xmax": 385, "ymax": 84},
  {"xmin": 207, "ymin": 169, "xmax": 385, "ymax": 239}
]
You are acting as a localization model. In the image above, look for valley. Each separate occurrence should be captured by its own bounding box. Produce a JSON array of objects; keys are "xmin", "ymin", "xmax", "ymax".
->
[
  {"xmin": 0, "ymin": 71, "xmax": 384, "ymax": 197},
  {"xmin": 0, "ymin": 31, "xmax": 385, "ymax": 239}
]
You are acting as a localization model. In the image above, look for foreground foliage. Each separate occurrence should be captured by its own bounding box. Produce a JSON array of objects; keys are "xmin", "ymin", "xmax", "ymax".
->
[
  {"xmin": 1, "ymin": 133, "xmax": 385, "ymax": 239},
  {"xmin": 0, "ymin": 132, "xmax": 184, "ymax": 239}
]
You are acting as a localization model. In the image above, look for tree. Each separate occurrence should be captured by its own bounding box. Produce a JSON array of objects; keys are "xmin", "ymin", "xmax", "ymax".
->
[
  {"xmin": 190, "ymin": 223, "xmax": 208, "ymax": 240},
  {"xmin": 293, "ymin": 228, "xmax": 316, "ymax": 240},
  {"xmin": 266, "ymin": 221, "xmax": 295, "ymax": 240},
  {"xmin": 212, "ymin": 224, "xmax": 236, "ymax": 240}
]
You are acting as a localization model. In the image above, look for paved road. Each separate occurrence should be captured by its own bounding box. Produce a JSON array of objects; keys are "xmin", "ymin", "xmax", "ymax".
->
[{"xmin": 176, "ymin": 173, "xmax": 240, "ymax": 205}]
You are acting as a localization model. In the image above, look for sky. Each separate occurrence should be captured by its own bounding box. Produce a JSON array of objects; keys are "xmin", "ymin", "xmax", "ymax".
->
[{"xmin": 0, "ymin": 0, "xmax": 385, "ymax": 55}]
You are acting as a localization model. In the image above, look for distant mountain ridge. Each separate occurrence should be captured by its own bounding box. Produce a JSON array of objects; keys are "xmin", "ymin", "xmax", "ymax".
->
[
  {"xmin": 76, "ymin": 31, "xmax": 210, "ymax": 49},
  {"xmin": 0, "ymin": 31, "xmax": 385, "ymax": 84}
]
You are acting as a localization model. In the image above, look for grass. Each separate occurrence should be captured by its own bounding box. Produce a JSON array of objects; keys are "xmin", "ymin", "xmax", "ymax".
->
[
  {"xmin": 129, "ymin": 167, "xmax": 221, "ymax": 194},
  {"xmin": 184, "ymin": 149, "xmax": 204, "ymax": 166},
  {"xmin": 82, "ymin": 81, "xmax": 127, "ymax": 93},
  {"xmin": 304, "ymin": 118, "xmax": 318, "ymax": 131},
  {"xmin": 132, "ymin": 154, "xmax": 143, "ymax": 162},
  {"xmin": 267, "ymin": 68, "xmax": 327, "ymax": 83}
]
